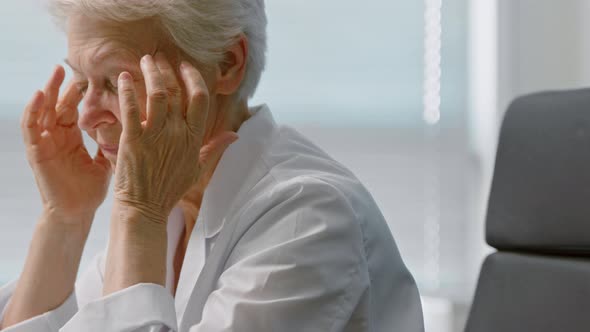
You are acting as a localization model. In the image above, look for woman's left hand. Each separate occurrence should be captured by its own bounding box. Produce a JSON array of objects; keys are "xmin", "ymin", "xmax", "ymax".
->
[{"xmin": 113, "ymin": 54, "xmax": 238, "ymax": 224}]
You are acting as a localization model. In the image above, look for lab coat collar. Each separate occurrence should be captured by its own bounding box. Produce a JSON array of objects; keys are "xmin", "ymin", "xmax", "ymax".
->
[{"xmin": 200, "ymin": 104, "xmax": 277, "ymax": 239}]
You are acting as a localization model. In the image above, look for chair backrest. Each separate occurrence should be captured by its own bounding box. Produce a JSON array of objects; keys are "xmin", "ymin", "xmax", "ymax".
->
[{"xmin": 464, "ymin": 89, "xmax": 590, "ymax": 332}]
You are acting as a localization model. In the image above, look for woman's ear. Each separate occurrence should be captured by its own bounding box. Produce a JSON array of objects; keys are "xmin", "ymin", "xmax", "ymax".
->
[{"xmin": 216, "ymin": 34, "xmax": 248, "ymax": 96}]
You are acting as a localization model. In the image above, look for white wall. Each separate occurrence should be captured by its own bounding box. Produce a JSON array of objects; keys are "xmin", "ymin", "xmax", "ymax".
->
[
  {"xmin": 0, "ymin": 1, "xmax": 66, "ymax": 106},
  {"xmin": 498, "ymin": 0, "xmax": 590, "ymax": 114}
]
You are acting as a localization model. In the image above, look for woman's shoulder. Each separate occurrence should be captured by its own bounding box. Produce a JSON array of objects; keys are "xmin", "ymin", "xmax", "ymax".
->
[
  {"xmin": 236, "ymin": 164, "xmax": 379, "ymax": 252},
  {"xmin": 234, "ymin": 124, "xmax": 396, "ymax": 252},
  {"xmin": 256, "ymin": 125, "xmax": 379, "ymax": 218},
  {"xmin": 262, "ymin": 125, "xmax": 364, "ymax": 193}
]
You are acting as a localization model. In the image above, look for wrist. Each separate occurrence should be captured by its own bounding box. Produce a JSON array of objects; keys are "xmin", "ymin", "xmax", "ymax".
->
[
  {"xmin": 34, "ymin": 217, "xmax": 89, "ymax": 263},
  {"xmin": 113, "ymin": 198, "xmax": 169, "ymax": 226},
  {"xmin": 105, "ymin": 201, "xmax": 168, "ymax": 294},
  {"xmin": 41, "ymin": 208, "xmax": 94, "ymax": 235},
  {"xmin": 110, "ymin": 199, "xmax": 168, "ymax": 244},
  {"xmin": 3, "ymin": 210, "xmax": 90, "ymax": 328}
]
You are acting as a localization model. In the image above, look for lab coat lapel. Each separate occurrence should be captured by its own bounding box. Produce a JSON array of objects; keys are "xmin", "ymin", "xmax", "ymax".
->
[{"xmin": 176, "ymin": 105, "xmax": 277, "ymax": 329}]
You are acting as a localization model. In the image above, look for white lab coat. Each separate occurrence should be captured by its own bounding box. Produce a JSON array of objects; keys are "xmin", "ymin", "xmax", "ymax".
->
[{"xmin": 0, "ymin": 105, "xmax": 424, "ymax": 331}]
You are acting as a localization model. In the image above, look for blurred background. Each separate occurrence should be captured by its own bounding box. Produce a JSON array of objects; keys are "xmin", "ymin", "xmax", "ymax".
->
[{"xmin": 1, "ymin": 1, "xmax": 590, "ymax": 331}]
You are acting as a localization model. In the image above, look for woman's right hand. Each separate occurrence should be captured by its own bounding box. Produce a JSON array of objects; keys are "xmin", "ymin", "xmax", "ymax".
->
[{"xmin": 22, "ymin": 65, "xmax": 112, "ymax": 226}]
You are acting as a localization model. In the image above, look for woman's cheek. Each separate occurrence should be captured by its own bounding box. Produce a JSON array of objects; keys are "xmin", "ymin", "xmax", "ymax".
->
[
  {"xmin": 86, "ymin": 130, "xmax": 98, "ymax": 143},
  {"xmin": 108, "ymin": 97, "xmax": 124, "ymax": 124}
]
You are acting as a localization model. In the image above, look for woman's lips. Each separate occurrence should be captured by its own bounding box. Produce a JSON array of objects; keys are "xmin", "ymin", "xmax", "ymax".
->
[{"xmin": 99, "ymin": 144, "xmax": 119, "ymax": 156}]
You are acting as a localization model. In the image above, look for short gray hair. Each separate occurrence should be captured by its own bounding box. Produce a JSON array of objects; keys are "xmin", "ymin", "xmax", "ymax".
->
[{"xmin": 47, "ymin": 0, "xmax": 267, "ymax": 100}]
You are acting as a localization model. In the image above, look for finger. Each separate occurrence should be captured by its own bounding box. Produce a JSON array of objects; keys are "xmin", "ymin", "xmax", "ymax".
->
[
  {"xmin": 140, "ymin": 54, "xmax": 168, "ymax": 132},
  {"xmin": 199, "ymin": 132, "xmax": 239, "ymax": 170},
  {"xmin": 41, "ymin": 65, "xmax": 66, "ymax": 130},
  {"xmin": 118, "ymin": 72, "xmax": 142, "ymax": 139},
  {"xmin": 154, "ymin": 52, "xmax": 182, "ymax": 119},
  {"xmin": 179, "ymin": 61, "xmax": 210, "ymax": 145},
  {"xmin": 56, "ymin": 82, "xmax": 83, "ymax": 126},
  {"xmin": 38, "ymin": 66, "xmax": 63, "ymax": 126},
  {"xmin": 22, "ymin": 91, "xmax": 45, "ymax": 145}
]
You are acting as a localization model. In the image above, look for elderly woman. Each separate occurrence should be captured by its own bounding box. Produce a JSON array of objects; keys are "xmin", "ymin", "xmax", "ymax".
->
[{"xmin": 0, "ymin": 1, "xmax": 423, "ymax": 331}]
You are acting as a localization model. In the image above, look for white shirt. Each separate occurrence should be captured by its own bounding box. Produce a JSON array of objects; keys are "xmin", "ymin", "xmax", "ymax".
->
[{"xmin": 0, "ymin": 105, "xmax": 424, "ymax": 332}]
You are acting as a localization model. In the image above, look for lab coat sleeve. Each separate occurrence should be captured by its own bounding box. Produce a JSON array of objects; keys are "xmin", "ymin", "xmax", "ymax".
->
[
  {"xmin": 0, "ymin": 250, "xmax": 177, "ymax": 332},
  {"xmin": 62, "ymin": 249, "xmax": 178, "ymax": 331},
  {"xmin": 0, "ymin": 250, "xmax": 107, "ymax": 331},
  {"xmin": 61, "ymin": 283, "xmax": 177, "ymax": 332},
  {"xmin": 0, "ymin": 281, "xmax": 177, "ymax": 332},
  {"xmin": 0, "ymin": 279, "xmax": 78, "ymax": 332},
  {"xmin": 189, "ymin": 178, "xmax": 369, "ymax": 332}
]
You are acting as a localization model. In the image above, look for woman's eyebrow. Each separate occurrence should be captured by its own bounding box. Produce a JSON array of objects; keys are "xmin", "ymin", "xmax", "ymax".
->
[{"xmin": 63, "ymin": 57, "xmax": 140, "ymax": 77}]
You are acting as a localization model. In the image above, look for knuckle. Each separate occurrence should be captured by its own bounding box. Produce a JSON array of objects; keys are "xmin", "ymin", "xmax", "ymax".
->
[
  {"xmin": 126, "ymin": 104, "xmax": 140, "ymax": 115},
  {"xmin": 189, "ymin": 90, "xmax": 208, "ymax": 106},
  {"xmin": 187, "ymin": 122, "xmax": 204, "ymax": 137},
  {"xmin": 55, "ymin": 102, "xmax": 69, "ymax": 114},
  {"xmin": 169, "ymin": 118, "xmax": 185, "ymax": 133},
  {"xmin": 167, "ymin": 84, "xmax": 182, "ymax": 97},
  {"xmin": 21, "ymin": 109, "xmax": 35, "ymax": 129},
  {"xmin": 119, "ymin": 83, "xmax": 134, "ymax": 94},
  {"xmin": 122, "ymin": 88, "xmax": 136, "ymax": 98},
  {"xmin": 149, "ymin": 89, "xmax": 168, "ymax": 103},
  {"xmin": 192, "ymin": 128, "xmax": 204, "ymax": 139},
  {"xmin": 121, "ymin": 96, "xmax": 138, "ymax": 110}
]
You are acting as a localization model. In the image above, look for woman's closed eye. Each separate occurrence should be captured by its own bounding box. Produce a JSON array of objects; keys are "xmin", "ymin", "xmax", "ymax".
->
[
  {"xmin": 105, "ymin": 78, "xmax": 118, "ymax": 95},
  {"xmin": 74, "ymin": 79, "xmax": 118, "ymax": 96},
  {"xmin": 75, "ymin": 82, "xmax": 88, "ymax": 96}
]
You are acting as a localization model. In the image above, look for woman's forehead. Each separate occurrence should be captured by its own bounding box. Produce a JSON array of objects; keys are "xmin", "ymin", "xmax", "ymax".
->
[
  {"xmin": 66, "ymin": 22, "xmax": 158, "ymax": 77},
  {"xmin": 70, "ymin": 43, "xmax": 140, "ymax": 65},
  {"xmin": 68, "ymin": 14, "xmax": 161, "ymax": 40},
  {"xmin": 67, "ymin": 15, "xmax": 161, "ymax": 60},
  {"xmin": 66, "ymin": 43, "xmax": 143, "ymax": 78}
]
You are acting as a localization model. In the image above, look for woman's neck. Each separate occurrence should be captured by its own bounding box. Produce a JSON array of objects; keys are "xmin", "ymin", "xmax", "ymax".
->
[{"xmin": 178, "ymin": 99, "xmax": 251, "ymax": 250}]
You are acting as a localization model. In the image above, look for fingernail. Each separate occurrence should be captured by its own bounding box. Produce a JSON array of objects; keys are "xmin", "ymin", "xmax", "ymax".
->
[
  {"xmin": 119, "ymin": 72, "xmax": 132, "ymax": 84},
  {"xmin": 180, "ymin": 61, "xmax": 189, "ymax": 71},
  {"xmin": 141, "ymin": 54, "xmax": 152, "ymax": 66}
]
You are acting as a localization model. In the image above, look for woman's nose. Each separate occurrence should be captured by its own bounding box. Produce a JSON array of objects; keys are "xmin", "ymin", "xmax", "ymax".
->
[{"xmin": 78, "ymin": 86, "xmax": 118, "ymax": 131}]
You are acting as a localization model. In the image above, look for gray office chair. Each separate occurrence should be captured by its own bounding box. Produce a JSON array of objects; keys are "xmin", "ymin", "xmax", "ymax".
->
[{"xmin": 464, "ymin": 89, "xmax": 590, "ymax": 332}]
